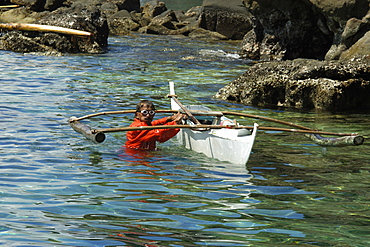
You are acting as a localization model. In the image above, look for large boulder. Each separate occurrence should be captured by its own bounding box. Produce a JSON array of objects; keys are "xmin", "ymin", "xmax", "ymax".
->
[
  {"xmin": 108, "ymin": 10, "xmax": 140, "ymax": 35},
  {"xmin": 326, "ymin": 15, "xmax": 370, "ymax": 60},
  {"xmin": 200, "ymin": 0, "xmax": 253, "ymax": 40},
  {"xmin": 0, "ymin": 6, "xmax": 47, "ymax": 23},
  {"xmin": 141, "ymin": 0, "xmax": 167, "ymax": 19},
  {"xmin": 241, "ymin": 0, "xmax": 333, "ymax": 60},
  {"xmin": 9, "ymin": 0, "xmax": 64, "ymax": 11},
  {"xmin": 340, "ymin": 30, "xmax": 370, "ymax": 60},
  {"xmin": 309, "ymin": 0, "xmax": 369, "ymax": 60},
  {"xmin": 240, "ymin": 0, "xmax": 370, "ymax": 61},
  {"xmin": 144, "ymin": 9, "xmax": 178, "ymax": 34},
  {"xmin": 0, "ymin": 3, "xmax": 108, "ymax": 54},
  {"xmin": 215, "ymin": 59, "xmax": 370, "ymax": 111}
]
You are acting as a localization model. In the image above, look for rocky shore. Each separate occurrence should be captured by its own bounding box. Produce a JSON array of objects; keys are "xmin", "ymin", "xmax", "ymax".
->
[{"xmin": 0, "ymin": 0, "xmax": 369, "ymax": 111}]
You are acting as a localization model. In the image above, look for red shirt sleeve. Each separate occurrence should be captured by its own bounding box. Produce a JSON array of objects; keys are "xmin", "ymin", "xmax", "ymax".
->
[
  {"xmin": 152, "ymin": 117, "xmax": 180, "ymax": 143},
  {"xmin": 125, "ymin": 117, "xmax": 179, "ymax": 150}
]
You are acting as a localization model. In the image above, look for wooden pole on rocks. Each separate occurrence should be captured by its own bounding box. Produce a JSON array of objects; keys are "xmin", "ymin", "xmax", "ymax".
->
[
  {"xmin": 0, "ymin": 5, "xmax": 20, "ymax": 8},
  {"xmin": 0, "ymin": 23, "xmax": 92, "ymax": 37}
]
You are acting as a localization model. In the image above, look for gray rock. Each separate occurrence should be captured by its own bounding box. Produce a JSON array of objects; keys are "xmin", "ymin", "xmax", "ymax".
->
[
  {"xmin": 108, "ymin": 10, "xmax": 140, "ymax": 35},
  {"xmin": 200, "ymin": 0, "xmax": 253, "ymax": 40},
  {"xmin": 0, "ymin": 6, "xmax": 47, "ymax": 23},
  {"xmin": 326, "ymin": 17, "xmax": 370, "ymax": 60},
  {"xmin": 241, "ymin": 0, "xmax": 370, "ymax": 61},
  {"xmin": 0, "ymin": 3, "xmax": 108, "ymax": 53},
  {"xmin": 141, "ymin": 0, "xmax": 167, "ymax": 19},
  {"xmin": 340, "ymin": 31, "xmax": 370, "ymax": 61},
  {"xmin": 215, "ymin": 59, "xmax": 370, "ymax": 111},
  {"xmin": 188, "ymin": 27, "xmax": 228, "ymax": 40},
  {"xmin": 0, "ymin": 31, "xmax": 69, "ymax": 55},
  {"xmin": 241, "ymin": 0, "xmax": 333, "ymax": 60}
]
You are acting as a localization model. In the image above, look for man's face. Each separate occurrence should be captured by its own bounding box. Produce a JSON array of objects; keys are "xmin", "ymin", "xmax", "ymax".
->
[{"xmin": 136, "ymin": 106, "xmax": 155, "ymax": 124}]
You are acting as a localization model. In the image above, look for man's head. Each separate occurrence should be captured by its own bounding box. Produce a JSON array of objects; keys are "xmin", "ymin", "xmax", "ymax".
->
[{"xmin": 135, "ymin": 100, "xmax": 156, "ymax": 124}]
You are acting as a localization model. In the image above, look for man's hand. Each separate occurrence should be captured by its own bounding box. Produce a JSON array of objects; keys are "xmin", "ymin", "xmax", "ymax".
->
[{"xmin": 167, "ymin": 113, "xmax": 187, "ymax": 124}]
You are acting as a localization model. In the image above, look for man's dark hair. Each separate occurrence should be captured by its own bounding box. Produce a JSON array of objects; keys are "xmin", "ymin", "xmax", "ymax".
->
[{"xmin": 136, "ymin": 100, "xmax": 155, "ymax": 112}]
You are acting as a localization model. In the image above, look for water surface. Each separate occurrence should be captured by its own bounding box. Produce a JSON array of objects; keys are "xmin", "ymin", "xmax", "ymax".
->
[{"xmin": 1, "ymin": 34, "xmax": 369, "ymax": 246}]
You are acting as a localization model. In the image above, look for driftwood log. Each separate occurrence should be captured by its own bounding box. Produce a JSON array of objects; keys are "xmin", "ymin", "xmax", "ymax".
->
[
  {"xmin": 0, "ymin": 5, "xmax": 19, "ymax": 8},
  {"xmin": 0, "ymin": 23, "xmax": 92, "ymax": 37}
]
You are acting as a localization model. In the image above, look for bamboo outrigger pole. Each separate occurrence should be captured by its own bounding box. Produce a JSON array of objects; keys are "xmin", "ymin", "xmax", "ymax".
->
[
  {"xmin": 95, "ymin": 125, "xmax": 363, "ymax": 146},
  {"xmin": 93, "ymin": 124, "xmax": 358, "ymax": 137},
  {"xmin": 68, "ymin": 118, "xmax": 363, "ymax": 146},
  {"xmin": 221, "ymin": 111, "xmax": 312, "ymax": 130},
  {"xmin": 68, "ymin": 109, "xmax": 364, "ymax": 146},
  {"xmin": 220, "ymin": 111, "xmax": 365, "ymax": 146},
  {"xmin": 68, "ymin": 109, "xmax": 223, "ymax": 122},
  {"xmin": 0, "ymin": 23, "xmax": 92, "ymax": 37}
]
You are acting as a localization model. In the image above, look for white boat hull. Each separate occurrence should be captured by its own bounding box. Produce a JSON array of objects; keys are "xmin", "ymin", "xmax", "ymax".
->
[
  {"xmin": 176, "ymin": 123, "xmax": 258, "ymax": 164},
  {"xmin": 169, "ymin": 81, "xmax": 258, "ymax": 164}
]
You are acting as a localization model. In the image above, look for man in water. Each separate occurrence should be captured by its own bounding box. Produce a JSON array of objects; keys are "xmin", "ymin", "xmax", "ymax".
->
[{"xmin": 125, "ymin": 100, "xmax": 185, "ymax": 150}]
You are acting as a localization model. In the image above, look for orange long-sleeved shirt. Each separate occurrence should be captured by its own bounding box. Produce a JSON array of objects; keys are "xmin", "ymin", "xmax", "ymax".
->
[{"xmin": 125, "ymin": 117, "xmax": 180, "ymax": 150}]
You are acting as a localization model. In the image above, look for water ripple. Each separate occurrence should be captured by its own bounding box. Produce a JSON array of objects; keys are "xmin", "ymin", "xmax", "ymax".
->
[{"xmin": 0, "ymin": 34, "xmax": 369, "ymax": 246}]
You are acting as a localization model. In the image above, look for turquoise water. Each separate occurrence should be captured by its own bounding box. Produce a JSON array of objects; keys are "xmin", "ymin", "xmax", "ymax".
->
[{"xmin": 1, "ymin": 34, "xmax": 370, "ymax": 246}]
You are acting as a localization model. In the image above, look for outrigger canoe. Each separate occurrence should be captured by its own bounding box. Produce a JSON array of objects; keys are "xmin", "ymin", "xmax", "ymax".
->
[
  {"xmin": 68, "ymin": 83, "xmax": 364, "ymax": 164},
  {"xmin": 169, "ymin": 82, "xmax": 258, "ymax": 164}
]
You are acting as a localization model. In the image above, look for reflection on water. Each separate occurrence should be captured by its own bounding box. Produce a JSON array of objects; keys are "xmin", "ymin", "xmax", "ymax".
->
[{"xmin": 1, "ymin": 34, "xmax": 369, "ymax": 246}]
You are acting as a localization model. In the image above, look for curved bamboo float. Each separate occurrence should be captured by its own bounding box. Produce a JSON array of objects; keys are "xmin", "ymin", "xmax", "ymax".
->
[
  {"xmin": 69, "ymin": 117, "xmax": 105, "ymax": 143},
  {"xmin": 306, "ymin": 134, "xmax": 364, "ymax": 146}
]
